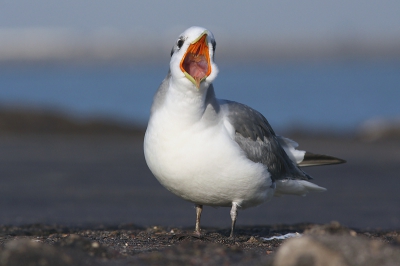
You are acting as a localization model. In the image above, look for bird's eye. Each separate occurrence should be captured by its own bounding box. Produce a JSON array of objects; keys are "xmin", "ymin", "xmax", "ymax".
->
[{"xmin": 177, "ymin": 39, "xmax": 184, "ymax": 49}]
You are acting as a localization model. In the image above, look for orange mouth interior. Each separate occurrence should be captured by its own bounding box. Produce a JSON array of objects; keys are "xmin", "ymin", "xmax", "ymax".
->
[{"xmin": 180, "ymin": 34, "xmax": 211, "ymax": 87}]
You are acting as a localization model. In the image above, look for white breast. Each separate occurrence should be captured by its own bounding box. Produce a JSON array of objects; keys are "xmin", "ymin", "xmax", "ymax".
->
[{"xmin": 144, "ymin": 102, "xmax": 274, "ymax": 208}]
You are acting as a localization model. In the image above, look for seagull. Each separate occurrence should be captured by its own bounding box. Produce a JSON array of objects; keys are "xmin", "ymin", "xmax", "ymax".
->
[{"xmin": 144, "ymin": 26, "xmax": 345, "ymax": 238}]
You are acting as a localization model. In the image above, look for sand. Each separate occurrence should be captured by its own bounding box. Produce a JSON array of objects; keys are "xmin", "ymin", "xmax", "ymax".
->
[{"xmin": 0, "ymin": 110, "xmax": 399, "ymax": 265}]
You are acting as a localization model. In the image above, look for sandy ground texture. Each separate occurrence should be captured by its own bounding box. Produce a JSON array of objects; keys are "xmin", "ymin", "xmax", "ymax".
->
[{"xmin": 0, "ymin": 222, "xmax": 399, "ymax": 265}]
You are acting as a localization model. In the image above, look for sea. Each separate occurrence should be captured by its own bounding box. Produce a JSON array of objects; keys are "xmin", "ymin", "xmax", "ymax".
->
[{"xmin": 0, "ymin": 60, "xmax": 399, "ymax": 133}]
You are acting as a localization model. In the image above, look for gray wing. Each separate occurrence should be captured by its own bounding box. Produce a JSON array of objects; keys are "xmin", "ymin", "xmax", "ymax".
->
[{"xmin": 223, "ymin": 100, "xmax": 312, "ymax": 181}]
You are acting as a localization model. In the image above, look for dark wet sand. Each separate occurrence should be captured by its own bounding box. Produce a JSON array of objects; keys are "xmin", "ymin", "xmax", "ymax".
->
[{"xmin": 0, "ymin": 133, "xmax": 399, "ymax": 230}]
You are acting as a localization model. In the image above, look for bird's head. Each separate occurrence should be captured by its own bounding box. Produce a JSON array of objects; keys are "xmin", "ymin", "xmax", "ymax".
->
[{"xmin": 169, "ymin": 26, "xmax": 218, "ymax": 90}]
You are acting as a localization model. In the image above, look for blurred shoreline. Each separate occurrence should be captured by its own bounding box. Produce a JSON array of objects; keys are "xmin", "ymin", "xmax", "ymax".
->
[
  {"xmin": 1, "ymin": 28, "xmax": 400, "ymax": 66},
  {"xmin": 1, "ymin": 107, "xmax": 399, "ymax": 141},
  {"xmin": 0, "ymin": 107, "xmax": 145, "ymax": 137}
]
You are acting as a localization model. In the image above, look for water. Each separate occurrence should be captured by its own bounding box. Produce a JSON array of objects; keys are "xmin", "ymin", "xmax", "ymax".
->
[{"xmin": 1, "ymin": 61, "xmax": 399, "ymax": 131}]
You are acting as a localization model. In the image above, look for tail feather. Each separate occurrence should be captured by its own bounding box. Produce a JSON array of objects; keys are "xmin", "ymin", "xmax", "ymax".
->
[
  {"xmin": 277, "ymin": 136, "xmax": 346, "ymax": 167},
  {"xmin": 298, "ymin": 152, "xmax": 346, "ymax": 167},
  {"xmin": 274, "ymin": 137, "xmax": 345, "ymax": 198},
  {"xmin": 274, "ymin": 179, "xmax": 326, "ymax": 197}
]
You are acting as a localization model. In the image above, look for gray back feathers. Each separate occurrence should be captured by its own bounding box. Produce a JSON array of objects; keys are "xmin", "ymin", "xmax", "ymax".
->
[{"xmin": 224, "ymin": 101, "xmax": 312, "ymax": 181}]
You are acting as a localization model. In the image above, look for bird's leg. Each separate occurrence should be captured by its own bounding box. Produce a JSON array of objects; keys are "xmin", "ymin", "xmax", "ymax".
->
[
  {"xmin": 229, "ymin": 202, "xmax": 238, "ymax": 238},
  {"xmin": 194, "ymin": 204, "xmax": 203, "ymax": 236}
]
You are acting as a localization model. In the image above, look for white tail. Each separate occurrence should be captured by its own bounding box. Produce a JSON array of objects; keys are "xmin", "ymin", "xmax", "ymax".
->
[{"xmin": 274, "ymin": 179, "xmax": 326, "ymax": 197}]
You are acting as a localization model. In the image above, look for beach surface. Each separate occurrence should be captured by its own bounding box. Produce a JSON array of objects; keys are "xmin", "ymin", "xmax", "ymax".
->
[
  {"xmin": 0, "ymin": 112, "xmax": 399, "ymax": 265},
  {"xmin": 1, "ymin": 133, "xmax": 399, "ymax": 229}
]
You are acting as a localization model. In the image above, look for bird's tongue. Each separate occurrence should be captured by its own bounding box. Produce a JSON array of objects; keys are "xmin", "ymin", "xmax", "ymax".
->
[
  {"xmin": 182, "ymin": 54, "xmax": 208, "ymax": 83},
  {"xmin": 180, "ymin": 34, "xmax": 211, "ymax": 87}
]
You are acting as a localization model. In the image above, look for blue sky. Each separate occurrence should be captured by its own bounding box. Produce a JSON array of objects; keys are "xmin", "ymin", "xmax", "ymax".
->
[{"xmin": 1, "ymin": 0, "xmax": 400, "ymax": 40}]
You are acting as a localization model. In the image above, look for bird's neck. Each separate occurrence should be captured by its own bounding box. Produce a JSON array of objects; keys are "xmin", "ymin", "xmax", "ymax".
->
[{"xmin": 166, "ymin": 79, "xmax": 220, "ymax": 125}]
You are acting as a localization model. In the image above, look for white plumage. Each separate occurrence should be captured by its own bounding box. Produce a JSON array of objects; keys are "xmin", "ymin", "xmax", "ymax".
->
[{"xmin": 144, "ymin": 26, "xmax": 344, "ymax": 237}]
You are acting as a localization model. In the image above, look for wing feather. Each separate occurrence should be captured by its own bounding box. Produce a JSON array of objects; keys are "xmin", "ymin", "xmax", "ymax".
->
[{"xmin": 222, "ymin": 100, "xmax": 312, "ymax": 181}]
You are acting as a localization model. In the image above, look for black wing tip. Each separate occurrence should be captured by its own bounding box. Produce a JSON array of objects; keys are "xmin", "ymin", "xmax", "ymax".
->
[{"xmin": 301, "ymin": 152, "xmax": 346, "ymax": 167}]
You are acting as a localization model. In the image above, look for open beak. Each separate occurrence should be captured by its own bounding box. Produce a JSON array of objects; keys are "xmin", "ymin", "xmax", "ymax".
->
[{"xmin": 180, "ymin": 32, "xmax": 211, "ymax": 88}]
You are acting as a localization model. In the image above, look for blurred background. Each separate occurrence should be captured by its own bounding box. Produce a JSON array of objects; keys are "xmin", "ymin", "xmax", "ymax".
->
[{"xmin": 0, "ymin": 1, "xmax": 399, "ymax": 230}]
